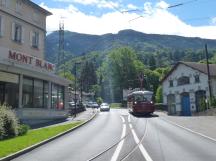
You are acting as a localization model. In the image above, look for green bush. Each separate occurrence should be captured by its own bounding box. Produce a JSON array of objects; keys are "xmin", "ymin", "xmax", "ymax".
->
[
  {"xmin": 0, "ymin": 105, "xmax": 30, "ymax": 140},
  {"xmin": 0, "ymin": 104, "xmax": 20, "ymax": 140},
  {"xmin": 96, "ymin": 97, "xmax": 103, "ymax": 105},
  {"xmin": 155, "ymin": 86, "xmax": 163, "ymax": 103},
  {"xmin": 18, "ymin": 124, "xmax": 30, "ymax": 136},
  {"xmin": 199, "ymin": 98, "xmax": 207, "ymax": 111},
  {"xmin": 211, "ymin": 97, "xmax": 216, "ymax": 107},
  {"xmin": 0, "ymin": 116, "xmax": 4, "ymax": 140}
]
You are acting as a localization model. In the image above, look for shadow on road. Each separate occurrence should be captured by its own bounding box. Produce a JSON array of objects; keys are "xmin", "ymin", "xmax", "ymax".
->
[{"xmin": 130, "ymin": 112, "xmax": 159, "ymax": 118}]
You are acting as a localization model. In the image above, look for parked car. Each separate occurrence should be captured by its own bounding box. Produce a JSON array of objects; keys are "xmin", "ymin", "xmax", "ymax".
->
[
  {"xmin": 100, "ymin": 103, "xmax": 110, "ymax": 112},
  {"xmin": 92, "ymin": 102, "xmax": 99, "ymax": 108},
  {"xmin": 86, "ymin": 101, "xmax": 93, "ymax": 108},
  {"xmin": 69, "ymin": 101, "xmax": 75, "ymax": 108}
]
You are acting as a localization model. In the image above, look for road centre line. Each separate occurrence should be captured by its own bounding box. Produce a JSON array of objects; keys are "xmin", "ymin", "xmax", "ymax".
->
[
  {"xmin": 129, "ymin": 121, "xmax": 153, "ymax": 161},
  {"xmin": 110, "ymin": 117, "xmax": 126, "ymax": 161},
  {"xmin": 121, "ymin": 116, "xmax": 125, "ymax": 123},
  {"xmin": 128, "ymin": 115, "xmax": 131, "ymax": 123},
  {"xmin": 160, "ymin": 117, "xmax": 216, "ymax": 143}
]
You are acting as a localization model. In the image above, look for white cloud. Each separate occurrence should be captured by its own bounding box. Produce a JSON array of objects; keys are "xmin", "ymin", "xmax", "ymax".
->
[
  {"xmin": 40, "ymin": 1, "xmax": 216, "ymax": 39},
  {"xmin": 127, "ymin": 4, "xmax": 138, "ymax": 10},
  {"xmin": 211, "ymin": 17, "xmax": 216, "ymax": 25},
  {"xmin": 54, "ymin": 0, "xmax": 120, "ymax": 9}
]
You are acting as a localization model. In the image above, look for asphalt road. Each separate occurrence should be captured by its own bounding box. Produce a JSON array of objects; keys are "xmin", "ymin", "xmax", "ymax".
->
[{"xmin": 13, "ymin": 109, "xmax": 216, "ymax": 161}]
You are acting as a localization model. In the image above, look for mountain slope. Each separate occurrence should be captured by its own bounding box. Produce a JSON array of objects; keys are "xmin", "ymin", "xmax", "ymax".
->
[{"xmin": 45, "ymin": 29, "xmax": 216, "ymax": 63}]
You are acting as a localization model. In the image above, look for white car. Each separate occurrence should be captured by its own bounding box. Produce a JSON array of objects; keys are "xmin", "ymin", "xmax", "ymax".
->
[{"xmin": 100, "ymin": 103, "xmax": 110, "ymax": 112}]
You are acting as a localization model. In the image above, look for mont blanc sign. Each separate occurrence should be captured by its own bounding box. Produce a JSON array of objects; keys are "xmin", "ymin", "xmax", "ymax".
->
[{"xmin": 0, "ymin": 47, "xmax": 56, "ymax": 73}]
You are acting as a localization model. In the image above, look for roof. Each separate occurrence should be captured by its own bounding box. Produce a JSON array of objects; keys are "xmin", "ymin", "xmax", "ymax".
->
[
  {"xmin": 161, "ymin": 61, "xmax": 216, "ymax": 83},
  {"xmin": 25, "ymin": 0, "xmax": 52, "ymax": 16}
]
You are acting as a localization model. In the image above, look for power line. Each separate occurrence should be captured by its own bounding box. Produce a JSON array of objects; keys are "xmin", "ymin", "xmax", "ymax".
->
[{"xmin": 126, "ymin": 0, "xmax": 199, "ymax": 22}]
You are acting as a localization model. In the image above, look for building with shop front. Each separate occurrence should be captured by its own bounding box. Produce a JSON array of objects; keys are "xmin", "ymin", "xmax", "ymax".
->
[
  {"xmin": 0, "ymin": 0, "xmax": 71, "ymax": 125},
  {"xmin": 161, "ymin": 62, "xmax": 216, "ymax": 116}
]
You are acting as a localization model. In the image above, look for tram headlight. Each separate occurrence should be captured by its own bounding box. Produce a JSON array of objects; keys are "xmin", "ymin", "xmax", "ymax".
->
[{"xmin": 134, "ymin": 101, "xmax": 137, "ymax": 105}]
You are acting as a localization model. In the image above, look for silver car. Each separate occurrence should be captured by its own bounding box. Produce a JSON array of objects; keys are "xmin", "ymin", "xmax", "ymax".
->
[{"xmin": 100, "ymin": 103, "xmax": 110, "ymax": 112}]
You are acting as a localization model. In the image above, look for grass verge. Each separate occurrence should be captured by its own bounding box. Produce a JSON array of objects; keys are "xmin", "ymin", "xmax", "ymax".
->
[
  {"xmin": 110, "ymin": 103, "xmax": 122, "ymax": 109},
  {"xmin": 0, "ymin": 121, "xmax": 82, "ymax": 158}
]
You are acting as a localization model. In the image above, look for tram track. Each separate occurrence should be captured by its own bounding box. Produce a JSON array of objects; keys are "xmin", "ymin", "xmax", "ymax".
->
[{"xmin": 86, "ymin": 114, "xmax": 150, "ymax": 161}]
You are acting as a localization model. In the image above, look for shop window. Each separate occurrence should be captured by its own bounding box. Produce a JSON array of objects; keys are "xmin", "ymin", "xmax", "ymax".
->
[
  {"xmin": 23, "ymin": 77, "xmax": 33, "ymax": 108},
  {"xmin": 5, "ymin": 83, "xmax": 19, "ymax": 108},
  {"xmin": 32, "ymin": 31, "xmax": 39, "ymax": 48},
  {"xmin": 51, "ymin": 84, "xmax": 58, "ymax": 109},
  {"xmin": 0, "ymin": 82, "xmax": 19, "ymax": 108},
  {"xmin": 58, "ymin": 86, "xmax": 64, "ymax": 110},
  {"xmin": 177, "ymin": 76, "xmax": 190, "ymax": 86},
  {"xmin": 43, "ymin": 82, "xmax": 48, "ymax": 108},
  {"xmin": 52, "ymin": 84, "xmax": 64, "ymax": 110},
  {"xmin": 34, "ymin": 79, "xmax": 43, "ymax": 108}
]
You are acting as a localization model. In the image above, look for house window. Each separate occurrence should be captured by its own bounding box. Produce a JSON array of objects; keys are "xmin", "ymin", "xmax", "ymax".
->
[
  {"xmin": 16, "ymin": 0, "xmax": 22, "ymax": 13},
  {"xmin": 169, "ymin": 80, "xmax": 173, "ymax": 87},
  {"xmin": 32, "ymin": 31, "xmax": 39, "ymax": 48},
  {"xmin": 13, "ymin": 23, "xmax": 22, "ymax": 43},
  {"xmin": 0, "ymin": 0, "xmax": 6, "ymax": 7},
  {"xmin": 177, "ymin": 76, "xmax": 190, "ymax": 86},
  {"xmin": 194, "ymin": 75, "xmax": 200, "ymax": 83}
]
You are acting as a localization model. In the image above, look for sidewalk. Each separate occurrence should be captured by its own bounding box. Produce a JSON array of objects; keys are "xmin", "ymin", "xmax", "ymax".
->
[
  {"xmin": 33, "ymin": 108, "xmax": 98, "ymax": 129},
  {"xmin": 156, "ymin": 111, "xmax": 216, "ymax": 140}
]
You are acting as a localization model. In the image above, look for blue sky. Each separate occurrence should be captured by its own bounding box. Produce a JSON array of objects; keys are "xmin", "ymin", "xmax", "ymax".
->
[{"xmin": 32, "ymin": 0, "xmax": 216, "ymax": 39}]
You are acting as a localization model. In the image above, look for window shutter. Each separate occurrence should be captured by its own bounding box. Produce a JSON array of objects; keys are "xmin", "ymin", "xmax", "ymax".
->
[
  {"xmin": 1, "ymin": 17, "xmax": 4, "ymax": 37},
  {"xmin": 39, "ymin": 33, "xmax": 43, "ymax": 49},
  {"xmin": 11, "ymin": 22, "xmax": 15, "ymax": 40},
  {"xmin": 21, "ymin": 26, "xmax": 25, "ymax": 43},
  {"xmin": 30, "ymin": 31, "xmax": 33, "ymax": 46}
]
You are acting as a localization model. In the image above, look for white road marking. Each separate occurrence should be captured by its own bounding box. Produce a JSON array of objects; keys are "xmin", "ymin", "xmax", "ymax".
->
[
  {"xmin": 129, "ymin": 120, "xmax": 153, "ymax": 161},
  {"xmin": 161, "ymin": 117, "xmax": 216, "ymax": 143},
  {"xmin": 120, "ymin": 116, "xmax": 125, "ymax": 123},
  {"xmin": 110, "ymin": 117, "xmax": 126, "ymax": 161},
  {"xmin": 128, "ymin": 115, "xmax": 131, "ymax": 123}
]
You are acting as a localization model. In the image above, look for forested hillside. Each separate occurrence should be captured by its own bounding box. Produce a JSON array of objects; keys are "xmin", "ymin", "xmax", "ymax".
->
[{"xmin": 45, "ymin": 29, "xmax": 216, "ymax": 102}]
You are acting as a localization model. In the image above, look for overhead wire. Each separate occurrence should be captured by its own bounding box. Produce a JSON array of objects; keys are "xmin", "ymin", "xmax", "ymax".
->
[{"xmin": 126, "ymin": 0, "xmax": 200, "ymax": 22}]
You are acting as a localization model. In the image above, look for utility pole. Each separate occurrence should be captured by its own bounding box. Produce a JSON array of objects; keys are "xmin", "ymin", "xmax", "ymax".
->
[
  {"xmin": 138, "ymin": 73, "xmax": 144, "ymax": 90},
  {"xmin": 205, "ymin": 44, "xmax": 212, "ymax": 107},
  {"xmin": 74, "ymin": 62, "xmax": 81, "ymax": 117},
  {"xmin": 58, "ymin": 18, "xmax": 65, "ymax": 76}
]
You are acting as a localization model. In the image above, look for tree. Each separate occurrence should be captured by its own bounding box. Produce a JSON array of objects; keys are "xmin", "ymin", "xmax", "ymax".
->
[
  {"xmin": 148, "ymin": 55, "xmax": 156, "ymax": 70},
  {"xmin": 80, "ymin": 61, "xmax": 97, "ymax": 92},
  {"xmin": 101, "ymin": 47, "xmax": 145, "ymax": 102},
  {"xmin": 156, "ymin": 86, "xmax": 163, "ymax": 103}
]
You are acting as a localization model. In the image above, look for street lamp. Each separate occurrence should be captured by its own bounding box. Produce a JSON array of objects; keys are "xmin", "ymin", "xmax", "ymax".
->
[{"xmin": 74, "ymin": 62, "xmax": 81, "ymax": 117}]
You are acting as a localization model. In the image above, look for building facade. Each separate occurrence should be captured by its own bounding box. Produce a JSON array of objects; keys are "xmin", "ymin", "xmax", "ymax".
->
[
  {"xmin": 0, "ymin": 0, "xmax": 71, "ymax": 125},
  {"xmin": 162, "ymin": 62, "xmax": 216, "ymax": 116}
]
